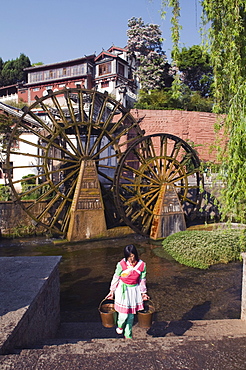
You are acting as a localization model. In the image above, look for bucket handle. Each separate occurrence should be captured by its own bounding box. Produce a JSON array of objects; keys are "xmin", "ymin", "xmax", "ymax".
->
[
  {"xmin": 98, "ymin": 297, "xmax": 114, "ymax": 311},
  {"xmin": 143, "ymin": 299, "xmax": 155, "ymax": 309}
]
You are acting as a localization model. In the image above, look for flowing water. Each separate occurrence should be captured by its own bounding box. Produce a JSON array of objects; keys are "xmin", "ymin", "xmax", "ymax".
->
[{"xmin": 0, "ymin": 234, "xmax": 242, "ymax": 323}]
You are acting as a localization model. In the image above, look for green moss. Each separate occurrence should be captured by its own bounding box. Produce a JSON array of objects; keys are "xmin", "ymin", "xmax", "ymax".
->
[{"xmin": 162, "ymin": 229, "xmax": 246, "ymax": 269}]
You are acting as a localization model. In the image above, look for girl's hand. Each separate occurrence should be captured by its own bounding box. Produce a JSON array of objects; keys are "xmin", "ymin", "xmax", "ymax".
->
[
  {"xmin": 106, "ymin": 291, "xmax": 114, "ymax": 299},
  {"xmin": 141, "ymin": 293, "xmax": 150, "ymax": 301}
]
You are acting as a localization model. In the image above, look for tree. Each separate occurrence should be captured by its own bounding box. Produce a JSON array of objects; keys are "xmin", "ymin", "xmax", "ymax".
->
[
  {"xmin": 134, "ymin": 86, "xmax": 213, "ymax": 112},
  {"xmin": 127, "ymin": 17, "xmax": 172, "ymax": 91},
  {"xmin": 176, "ymin": 45, "xmax": 213, "ymax": 97},
  {"xmin": 0, "ymin": 53, "xmax": 31, "ymax": 87},
  {"xmin": 201, "ymin": 0, "xmax": 246, "ymax": 223},
  {"xmin": 162, "ymin": 1, "xmax": 246, "ymax": 223},
  {"xmin": 202, "ymin": 0, "xmax": 246, "ymax": 113}
]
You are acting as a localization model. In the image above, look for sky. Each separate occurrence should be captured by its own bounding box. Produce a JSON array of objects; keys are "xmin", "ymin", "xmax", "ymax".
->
[{"xmin": 0, "ymin": 0, "xmax": 203, "ymax": 65}]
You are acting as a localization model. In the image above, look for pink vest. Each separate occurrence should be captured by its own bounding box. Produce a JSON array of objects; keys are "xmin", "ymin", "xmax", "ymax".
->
[{"xmin": 119, "ymin": 259, "xmax": 145, "ymax": 285}]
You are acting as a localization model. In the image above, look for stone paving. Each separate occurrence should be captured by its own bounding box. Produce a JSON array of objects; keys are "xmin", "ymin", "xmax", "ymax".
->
[{"xmin": 1, "ymin": 319, "xmax": 246, "ymax": 369}]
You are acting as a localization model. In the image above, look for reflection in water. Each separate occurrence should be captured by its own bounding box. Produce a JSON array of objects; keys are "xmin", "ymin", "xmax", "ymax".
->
[{"xmin": 0, "ymin": 235, "xmax": 242, "ymax": 323}]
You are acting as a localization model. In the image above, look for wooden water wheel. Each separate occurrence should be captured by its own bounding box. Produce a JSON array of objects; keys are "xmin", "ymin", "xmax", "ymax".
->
[
  {"xmin": 113, "ymin": 133, "xmax": 202, "ymax": 238},
  {"xmin": 5, "ymin": 88, "xmax": 143, "ymax": 236}
]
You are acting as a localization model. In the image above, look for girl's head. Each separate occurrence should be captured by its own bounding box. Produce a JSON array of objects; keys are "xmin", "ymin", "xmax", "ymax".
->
[{"xmin": 124, "ymin": 244, "xmax": 139, "ymax": 263}]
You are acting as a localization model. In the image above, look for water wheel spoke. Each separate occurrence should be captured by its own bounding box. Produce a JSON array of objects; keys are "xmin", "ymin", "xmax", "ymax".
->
[
  {"xmin": 145, "ymin": 137, "xmax": 162, "ymax": 175},
  {"xmin": 97, "ymin": 169, "xmax": 114, "ymax": 183},
  {"xmin": 175, "ymin": 184, "xmax": 200, "ymax": 190},
  {"xmin": 16, "ymin": 180, "xmax": 50, "ymax": 199},
  {"xmin": 123, "ymin": 194, "xmax": 142, "ymax": 206},
  {"xmin": 23, "ymin": 110, "xmax": 54, "ymax": 135},
  {"xmin": 169, "ymin": 169, "xmax": 200, "ymax": 184},
  {"xmin": 88, "ymin": 130, "xmax": 106, "ymax": 156},
  {"xmin": 36, "ymin": 192, "xmax": 62, "ymax": 221},
  {"xmin": 141, "ymin": 213, "xmax": 154, "ymax": 233},
  {"xmin": 78, "ymin": 90, "xmax": 85, "ymax": 122},
  {"xmin": 65, "ymin": 91, "xmax": 76, "ymax": 123},
  {"xmin": 123, "ymin": 164, "xmax": 160, "ymax": 185},
  {"xmin": 40, "ymin": 101, "xmax": 80, "ymax": 157},
  {"xmin": 7, "ymin": 150, "xmax": 77, "ymax": 164},
  {"xmin": 25, "ymin": 183, "xmax": 56, "ymax": 210},
  {"xmin": 132, "ymin": 148, "xmax": 160, "ymax": 182},
  {"xmin": 95, "ymin": 95, "xmax": 109, "ymax": 124},
  {"xmin": 142, "ymin": 188, "xmax": 160, "ymax": 205},
  {"xmin": 108, "ymin": 111, "xmax": 130, "ymax": 135},
  {"xmin": 117, "ymin": 133, "xmax": 143, "ymax": 149},
  {"xmin": 130, "ymin": 208, "xmax": 146, "ymax": 222},
  {"xmin": 61, "ymin": 204, "xmax": 72, "ymax": 232},
  {"xmin": 19, "ymin": 121, "xmax": 52, "ymax": 140},
  {"xmin": 179, "ymin": 194, "xmax": 198, "ymax": 205},
  {"xmin": 50, "ymin": 94, "xmax": 68, "ymax": 125},
  {"xmin": 73, "ymin": 124, "xmax": 85, "ymax": 156}
]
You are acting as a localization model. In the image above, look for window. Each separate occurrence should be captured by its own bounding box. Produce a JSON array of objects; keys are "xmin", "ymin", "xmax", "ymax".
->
[
  {"xmin": 101, "ymin": 81, "xmax": 109, "ymax": 88},
  {"xmin": 118, "ymin": 63, "xmax": 125, "ymax": 76},
  {"xmin": 33, "ymin": 87, "xmax": 40, "ymax": 92},
  {"xmin": 44, "ymin": 70, "xmax": 49, "ymax": 81},
  {"xmin": 29, "ymin": 71, "xmax": 43, "ymax": 83},
  {"xmin": 99, "ymin": 62, "xmax": 111, "ymax": 75},
  {"xmin": 57, "ymin": 68, "xmax": 63, "ymax": 78}
]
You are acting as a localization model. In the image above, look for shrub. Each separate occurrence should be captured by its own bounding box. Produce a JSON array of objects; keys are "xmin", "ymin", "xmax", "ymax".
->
[
  {"xmin": 162, "ymin": 229, "xmax": 246, "ymax": 269},
  {"xmin": 0, "ymin": 184, "xmax": 12, "ymax": 201}
]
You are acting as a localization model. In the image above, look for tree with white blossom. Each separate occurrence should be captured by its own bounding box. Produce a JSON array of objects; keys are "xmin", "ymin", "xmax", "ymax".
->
[{"xmin": 127, "ymin": 17, "xmax": 172, "ymax": 91}]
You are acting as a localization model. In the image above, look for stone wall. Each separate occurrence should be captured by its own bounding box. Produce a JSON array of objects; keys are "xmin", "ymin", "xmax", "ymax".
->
[
  {"xmin": 0, "ymin": 256, "xmax": 61, "ymax": 354},
  {"xmin": 0, "ymin": 201, "xmax": 47, "ymax": 235},
  {"xmin": 131, "ymin": 109, "xmax": 225, "ymax": 162}
]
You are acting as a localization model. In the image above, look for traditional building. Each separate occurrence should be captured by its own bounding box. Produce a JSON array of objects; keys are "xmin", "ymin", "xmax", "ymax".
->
[
  {"xmin": 0, "ymin": 46, "xmax": 139, "ymax": 108},
  {"xmin": 95, "ymin": 46, "xmax": 139, "ymax": 108},
  {"xmin": 18, "ymin": 54, "xmax": 95, "ymax": 106}
]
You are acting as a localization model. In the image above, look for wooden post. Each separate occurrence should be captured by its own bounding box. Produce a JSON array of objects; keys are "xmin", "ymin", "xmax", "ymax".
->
[
  {"xmin": 150, "ymin": 184, "xmax": 186, "ymax": 239},
  {"xmin": 241, "ymin": 253, "xmax": 246, "ymax": 320},
  {"xmin": 67, "ymin": 160, "xmax": 107, "ymax": 241}
]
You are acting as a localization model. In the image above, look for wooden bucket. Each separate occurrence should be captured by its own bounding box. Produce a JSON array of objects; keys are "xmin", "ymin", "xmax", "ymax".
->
[{"xmin": 98, "ymin": 298, "xmax": 117, "ymax": 328}]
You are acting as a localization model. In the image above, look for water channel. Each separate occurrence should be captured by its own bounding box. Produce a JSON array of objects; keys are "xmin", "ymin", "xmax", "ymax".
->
[{"xmin": 0, "ymin": 234, "xmax": 242, "ymax": 323}]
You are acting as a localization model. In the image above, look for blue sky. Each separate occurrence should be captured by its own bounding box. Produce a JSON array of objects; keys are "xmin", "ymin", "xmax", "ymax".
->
[{"xmin": 0, "ymin": 0, "xmax": 203, "ymax": 65}]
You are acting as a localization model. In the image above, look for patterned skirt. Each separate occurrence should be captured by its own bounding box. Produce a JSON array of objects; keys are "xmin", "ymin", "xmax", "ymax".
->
[{"xmin": 114, "ymin": 280, "xmax": 144, "ymax": 314}]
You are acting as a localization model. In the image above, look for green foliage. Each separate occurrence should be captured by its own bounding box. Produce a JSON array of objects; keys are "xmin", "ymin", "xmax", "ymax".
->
[
  {"xmin": 162, "ymin": 229, "xmax": 246, "ymax": 269},
  {"xmin": 176, "ymin": 45, "xmax": 214, "ymax": 97},
  {"xmin": 11, "ymin": 223, "xmax": 36, "ymax": 238},
  {"xmin": 218, "ymin": 83, "xmax": 246, "ymax": 223},
  {"xmin": 0, "ymin": 184, "xmax": 12, "ymax": 201},
  {"xmin": 134, "ymin": 87, "xmax": 213, "ymax": 112},
  {"xmin": 0, "ymin": 53, "xmax": 31, "ymax": 87},
  {"xmin": 202, "ymin": 0, "xmax": 246, "ymax": 113},
  {"xmin": 21, "ymin": 174, "xmax": 38, "ymax": 200},
  {"xmin": 161, "ymin": 1, "xmax": 182, "ymax": 98}
]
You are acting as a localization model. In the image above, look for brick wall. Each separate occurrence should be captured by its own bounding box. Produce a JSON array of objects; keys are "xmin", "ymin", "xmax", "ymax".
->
[{"xmin": 131, "ymin": 109, "xmax": 225, "ymax": 162}]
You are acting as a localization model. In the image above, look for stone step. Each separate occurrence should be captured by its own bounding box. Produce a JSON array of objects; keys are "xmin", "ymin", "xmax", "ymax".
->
[
  {"xmin": 1, "ymin": 320, "xmax": 246, "ymax": 370},
  {"xmin": 54, "ymin": 319, "xmax": 246, "ymax": 343}
]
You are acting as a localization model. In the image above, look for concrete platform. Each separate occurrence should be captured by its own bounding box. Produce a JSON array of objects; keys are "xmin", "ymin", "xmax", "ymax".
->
[{"xmin": 0, "ymin": 256, "xmax": 61, "ymax": 354}]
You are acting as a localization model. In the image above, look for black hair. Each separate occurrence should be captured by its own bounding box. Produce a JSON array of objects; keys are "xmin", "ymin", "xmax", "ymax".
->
[{"xmin": 124, "ymin": 244, "xmax": 139, "ymax": 262}]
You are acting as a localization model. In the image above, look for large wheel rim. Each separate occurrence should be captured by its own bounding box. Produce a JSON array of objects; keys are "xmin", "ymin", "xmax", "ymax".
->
[{"xmin": 113, "ymin": 133, "xmax": 202, "ymax": 235}]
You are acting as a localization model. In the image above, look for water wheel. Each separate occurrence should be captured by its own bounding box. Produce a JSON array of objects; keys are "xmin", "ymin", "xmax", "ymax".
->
[
  {"xmin": 113, "ymin": 133, "xmax": 202, "ymax": 238},
  {"xmin": 5, "ymin": 88, "xmax": 143, "ymax": 236}
]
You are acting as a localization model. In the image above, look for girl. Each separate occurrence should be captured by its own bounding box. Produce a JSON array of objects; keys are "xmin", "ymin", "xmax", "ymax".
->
[{"xmin": 106, "ymin": 244, "xmax": 149, "ymax": 339}]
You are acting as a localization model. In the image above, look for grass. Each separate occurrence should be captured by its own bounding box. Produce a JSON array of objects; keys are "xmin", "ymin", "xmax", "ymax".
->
[{"xmin": 161, "ymin": 229, "xmax": 246, "ymax": 269}]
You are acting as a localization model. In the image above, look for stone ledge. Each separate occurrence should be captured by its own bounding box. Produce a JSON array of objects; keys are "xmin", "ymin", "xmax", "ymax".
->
[{"xmin": 0, "ymin": 256, "xmax": 61, "ymax": 354}]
